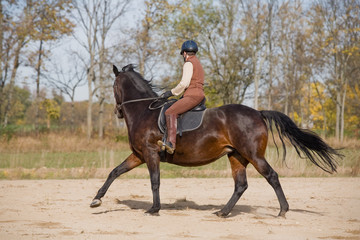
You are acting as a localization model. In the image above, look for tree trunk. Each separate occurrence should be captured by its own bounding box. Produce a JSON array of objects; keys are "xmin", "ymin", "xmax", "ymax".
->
[
  {"xmin": 254, "ymin": 67, "xmax": 259, "ymax": 110},
  {"xmin": 98, "ymin": 30, "xmax": 106, "ymax": 139},
  {"xmin": 70, "ymin": 98, "xmax": 75, "ymax": 128},
  {"xmin": 322, "ymin": 109, "xmax": 327, "ymax": 138},
  {"xmin": 87, "ymin": 67, "xmax": 94, "ymax": 139},
  {"xmin": 340, "ymin": 69, "xmax": 347, "ymax": 142},
  {"xmin": 335, "ymin": 91, "xmax": 340, "ymax": 141},
  {"xmin": 284, "ymin": 70, "xmax": 289, "ymax": 115},
  {"xmin": 35, "ymin": 38, "xmax": 43, "ymax": 130},
  {"xmin": 3, "ymin": 41, "xmax": 21, "ymax": 126},
  {"xmin": 86, "ymin": 47, "xmax": 95, "ymax": 139},
  {"xmin": 340, "ymin": 89, "xmax": 345, "ymax": 142},
  {"xmin": 267, "ymin": 0, "xmax": 274, "ymax": 110},
  {"xmin": 254, "ymin": 51, "xmax": 266, "ymax": 110},
  {"xmin": 46, "ymin": 115, "xmax": 50, "ymax": 129},
  {"xmin": 0, "ymin": 1, "xmax": 3, "ymax": 121}
]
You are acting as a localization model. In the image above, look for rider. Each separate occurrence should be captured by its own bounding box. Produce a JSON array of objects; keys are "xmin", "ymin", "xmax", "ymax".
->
[{"xmin": 158, "ymin": 40, "xmax": 205, "ymax": 154}]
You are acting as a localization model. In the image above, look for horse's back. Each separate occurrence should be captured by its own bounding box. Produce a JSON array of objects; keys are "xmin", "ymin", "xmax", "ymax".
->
[
  {"xmin": 205, "ymin": 104, "xmax": 269, "ymax": 150},
  {"xmin": 208, "ymin": 104, "xmax": 267, "ymax": 130}
]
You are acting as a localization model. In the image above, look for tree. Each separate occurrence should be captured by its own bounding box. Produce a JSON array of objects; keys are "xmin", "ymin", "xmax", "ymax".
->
[
  {"xmin": 241, "ymin": 0, "xmax": 268, "ymax": 110},
  {"xmin": 0, "ymin": 85, "xmax": 31, "ymax": 125},
  {"xmin": 309, "ymin": 0, "xmax": 360, "ymax": 141},
  {"xmin": 0, "ymin": 0, "xmax": 73, "ymax": 128},
  {"xmin": 40, "ymin": 98, "xmax": 60, "ymax": 129},
  {"xmin": 27, "ymin": 0, "xmax": 74, "ymax": 130},
  {"xmin": 277, "ymin": 1, "xmax": 303, "ymax": 116},
  {"xmin": 0, "ymin": 0, "xmax": 4, "ymax": 115},
  {"xmin": 1, "ymin": 1, "xmax": 33, "ymax": 127},
  {"xmin": 47, "ymin": 56, "xmax": 86, "ymax": 127},
  {"xmin": 265, "ymin": 0, "xmax": 278, "ymax": 110},
  {"xmin": 73, "ymin": 0, "xmax": 130, "ymax": 139},
  {"xmin": 122, "ymin": 0, "xmax": 183, "ymax": 78},
  {"xmin": 97, "ymin": 0, "xmax": 130, "ymax": 138}
]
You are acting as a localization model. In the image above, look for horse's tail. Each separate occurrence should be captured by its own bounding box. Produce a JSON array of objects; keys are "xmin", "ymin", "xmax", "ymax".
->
[{"xmin": 260, "ymin": 110, "xmax": 341, "ymax": 173}]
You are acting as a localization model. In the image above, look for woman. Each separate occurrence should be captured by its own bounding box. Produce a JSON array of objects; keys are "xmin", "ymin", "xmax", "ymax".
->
[{"xmin": 158, "ymin": 40, "xmax": 205, "ymax": 154}]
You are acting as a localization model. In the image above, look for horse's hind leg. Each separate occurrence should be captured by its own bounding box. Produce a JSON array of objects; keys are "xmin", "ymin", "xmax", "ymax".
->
[
  {"xmin": 251, "ymin": 155, "xmax": 289, "ymax": 217},
  {"xmin": 90, "ymin": 153, "xmax": 143, "ymax": 208},
  {"xmin": 214, "ymin": 152, "xmax": 249, "ymax": 217}
]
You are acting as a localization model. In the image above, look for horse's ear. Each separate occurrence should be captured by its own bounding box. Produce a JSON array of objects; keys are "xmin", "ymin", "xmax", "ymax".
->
[{"xmin": 113, "ymin": 65, "xmax": 119, "ymax": 76}]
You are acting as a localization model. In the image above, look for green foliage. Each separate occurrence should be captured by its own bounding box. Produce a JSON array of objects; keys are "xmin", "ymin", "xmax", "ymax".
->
[
  {"xmin": 115, "ymin": 135, "xmax": 129, "ymax": 143},
  {"xmin": 0, "ymin": 86, "xmax": 32, "ymax": 126},
  {"xmin": 0, "ymin": 125, "xmax": 18, "ymax": 142}
]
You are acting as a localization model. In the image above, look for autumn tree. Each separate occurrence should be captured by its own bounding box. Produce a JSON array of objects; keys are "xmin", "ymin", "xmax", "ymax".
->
[
  {"xmin": 47, "ymin": 56, "xmax": 86, "ymax": 127},
  {"xmin": 72, "ymin": 0, "xmax": 130, "ymax": 139},
  {"xmin": 264, "ymin": 0, "xmax": 278, "ymax": 110},
  {"xmin": 26, "ymin": 0, "xmax": 74, "ymax": 130},
  {"xmin": 238, "ymin": 0, "xmax": 268, "ymax": 110},
  {"xmin": 0, "ymin": 85, "xmax": 31, "ymax": 125},
  {"xmin": 97, "ymin": 0, "xmax": 130, "ymax": 138},
  {"xmin": 1, "ymin": 1, "xmax": 33, "ymax": 127},
  {"xmin": 40, "ymin": 98, "xmax": 60, "ymax": 129},
  {"xmin": 309, "ymin": 0, "xmax": 360, "ymax": 141}
]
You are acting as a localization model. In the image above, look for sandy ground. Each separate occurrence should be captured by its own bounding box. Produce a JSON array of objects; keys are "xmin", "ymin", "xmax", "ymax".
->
[{"xmin": 0, "ymin": 177, "xmax": 359, "ymax": 240}]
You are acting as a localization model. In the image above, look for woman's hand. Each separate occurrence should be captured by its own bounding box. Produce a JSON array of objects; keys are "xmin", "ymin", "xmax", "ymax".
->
[{"xmin": 162, "ymin": 91, "xmax": 173, "ymax": 99}]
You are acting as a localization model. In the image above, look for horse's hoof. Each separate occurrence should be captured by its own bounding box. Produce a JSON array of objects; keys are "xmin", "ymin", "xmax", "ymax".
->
[
  {"xmin": 145, "ymin": 207, "xmax": 160, "ymax": 216},
  {"xmin": 213, "ymin": 211, "xmax": 228, "ymax": 218},
  {"xmin": 278, "ymin": 211, "xmax": 287, "ymax": 218},
  {"xmin": 144, "ymin": 211, "xmax": 160, "ymax": 216},
  {"xmin": 90, "ymin": 199, "xmax": 102, "ymax": 208}
]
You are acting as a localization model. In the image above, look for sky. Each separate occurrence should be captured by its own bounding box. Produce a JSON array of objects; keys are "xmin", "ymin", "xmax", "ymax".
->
[{"xmin": 18, "ymin": 0, "xmax": 144, "ymax": 103}]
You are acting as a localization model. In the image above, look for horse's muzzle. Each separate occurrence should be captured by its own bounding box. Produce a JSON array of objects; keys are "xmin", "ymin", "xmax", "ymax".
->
[{"xmin": 114, "ymin": 104, "xmax": 124, "ymax": 118}]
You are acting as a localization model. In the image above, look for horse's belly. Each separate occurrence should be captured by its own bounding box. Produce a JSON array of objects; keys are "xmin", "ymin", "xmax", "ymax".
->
[{"xmin": 171, "ymin": 147, "xmax": 232, "ymax": 167}]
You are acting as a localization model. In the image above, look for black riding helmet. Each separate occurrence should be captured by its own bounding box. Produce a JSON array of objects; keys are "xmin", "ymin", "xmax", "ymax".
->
[{"xmin": 180, "ymin": 40, "xmax": 198, "ymax": 55}]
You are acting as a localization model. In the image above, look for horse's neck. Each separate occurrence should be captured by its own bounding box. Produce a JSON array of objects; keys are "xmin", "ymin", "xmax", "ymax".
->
[
  {"xmin": 120, "ymin": 75, "xmax": 157, "ymax": 131},
  {"xmin": 121, "ymin": 94, "xmax": 152, "ymax": 126}
]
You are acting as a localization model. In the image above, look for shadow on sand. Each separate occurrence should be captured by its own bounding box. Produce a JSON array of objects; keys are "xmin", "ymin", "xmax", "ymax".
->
[{"xmin": 92, "ymin": 198, "xmax": 323, "ymax": 218}]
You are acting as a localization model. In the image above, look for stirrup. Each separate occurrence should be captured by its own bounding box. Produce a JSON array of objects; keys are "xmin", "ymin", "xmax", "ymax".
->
[
  {"xmin": 164, "ymin": 142, "xmax": 175, "ymax": 154},
  {"xmin": 157, "ymin": 140, "xmax": 166, "ymax": 151},
  {"xmin": 157, "ymin": 140, "xmax": 175, "ymax": 154}
]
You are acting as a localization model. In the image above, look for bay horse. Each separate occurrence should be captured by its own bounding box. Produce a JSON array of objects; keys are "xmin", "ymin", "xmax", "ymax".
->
[{"xmin": 90, "ymin": 64, "xmax": 341, "ymax": 217}]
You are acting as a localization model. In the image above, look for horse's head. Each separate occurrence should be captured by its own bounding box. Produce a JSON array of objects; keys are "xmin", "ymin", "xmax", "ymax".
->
[
  {"xmin": 113, "ymin": 65, "xmax": 124, "ymax": 118},
  {"xmin": 112, "ymin": 64, "xmax": 158, "ymax": 119}
]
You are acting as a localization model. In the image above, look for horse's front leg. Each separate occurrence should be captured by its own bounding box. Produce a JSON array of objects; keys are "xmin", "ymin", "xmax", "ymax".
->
[
  {"xmin": 144, "ymin": 149, "xmax": 161, "ymax": 215},
  {"xmin": 90, "ymin": 153, "xmax": 143, "ymax": 208}
]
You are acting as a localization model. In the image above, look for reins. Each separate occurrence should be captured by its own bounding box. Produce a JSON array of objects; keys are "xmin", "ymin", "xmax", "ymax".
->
[
  {"xmin": 120, "ymin": 97, "xmax": 160, "ymax": 107},
  {"xmin": 116, "ymin": 96, "xmax": 169, "ymax": 113}
]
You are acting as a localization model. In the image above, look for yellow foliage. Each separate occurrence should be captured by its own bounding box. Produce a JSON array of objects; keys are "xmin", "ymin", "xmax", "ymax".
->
[
  {"xmin": 293, "ymin": 111, "xmax": 301, "ymax": 125},
  {"xmin": 40, "ymin": 99, "xmax": 60, "ymax": 120},
  {"xmin": 348, "ymin": 115, "xmax": 359, "ymax": 126}
]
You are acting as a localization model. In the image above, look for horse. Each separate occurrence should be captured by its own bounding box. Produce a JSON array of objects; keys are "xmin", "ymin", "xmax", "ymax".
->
[{"xmin": 90, "ymin": 64, "xmax": 341, "ymax": 217}]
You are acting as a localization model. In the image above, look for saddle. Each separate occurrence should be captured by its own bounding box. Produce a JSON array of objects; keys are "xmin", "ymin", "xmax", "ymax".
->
[{"xmin": 158, "ymin": 98, "xmax": 207, "ymax": 136}]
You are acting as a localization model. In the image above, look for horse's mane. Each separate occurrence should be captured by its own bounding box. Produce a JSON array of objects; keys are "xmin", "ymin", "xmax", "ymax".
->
[
  {"xmin": 121, "ymin": 64, "xmax": 158, "ymax": 97},
  {"xmin": 121, "ymin": 64, "xmax": 136, "ymax": 72}
]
